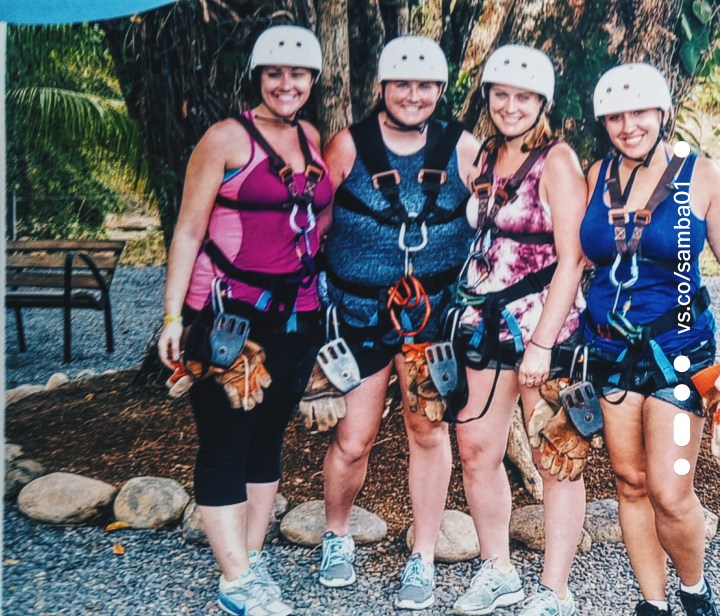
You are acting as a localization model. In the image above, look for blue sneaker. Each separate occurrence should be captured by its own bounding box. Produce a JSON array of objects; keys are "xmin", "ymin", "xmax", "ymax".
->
[
  {"xmin": 318, "ymin": 531, "xmax": 356, "ymax": 587},
  {"xmin": 217, "ymin": 571, "xmax": 293, "ymax": 616},
  {"xmin": 454, "ymin": 557, "xmax": 525, "ymax": 615},
  {"xmin": 395, "ymin": 553, "xmax": 435, "ymax": 610}
]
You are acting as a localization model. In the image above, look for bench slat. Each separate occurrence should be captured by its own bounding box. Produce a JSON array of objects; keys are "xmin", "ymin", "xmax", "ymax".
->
[
  {"xmin": 6, "ymin": 293, "xmax": 103, "ymax": 310},
  {"xmin": 6, "ymin": 272, "xmax": 113, "ymax": 289},
  {"xmin": 6, "ymin": 240, "xmax": 126, "ymax": 252},
  {"xmin": 6, "ymin": 253, "xmax": 121, "ymax": 269}
]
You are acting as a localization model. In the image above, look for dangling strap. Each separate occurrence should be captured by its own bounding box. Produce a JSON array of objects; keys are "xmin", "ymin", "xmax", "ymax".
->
[{"xmin": 606, "ymin": 154, "xmax": 685, "ymax": 256}]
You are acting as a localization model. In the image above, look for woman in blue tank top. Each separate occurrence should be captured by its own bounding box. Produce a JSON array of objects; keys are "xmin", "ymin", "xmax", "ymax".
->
[
  {"xmin": 306, "ymin": 36, "xmax": 481, "ymax": 610},
  {"xmin": 581, "ymin": 63, "xmax": 720, "ymax": 616}
]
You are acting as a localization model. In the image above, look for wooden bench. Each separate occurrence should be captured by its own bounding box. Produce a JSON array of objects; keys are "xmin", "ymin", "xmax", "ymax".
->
[{"xmin": 6, "ymin": 240, "xmax": 126, "ymax": 362}]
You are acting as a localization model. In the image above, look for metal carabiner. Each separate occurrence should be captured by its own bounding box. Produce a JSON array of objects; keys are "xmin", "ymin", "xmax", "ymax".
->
[
  {"xmin": 569, "ymin": 344, "xmax": 589, "ymax": 383},
  {"xmin": 289, "ymin": 203, "xmax": 317, "ymax": 235},
  {"xmin": 325, "ymin": 304, "xmax": 341, "ymax": 342},
  {"xmin": 211, "ymin": 277, "xmax": 226, "ymax": 314},
  {"xmin": 609, "ymin": 252, "xmax": 639, "ymax": 289},
  {"xmin": 398, "ymin": 212, "xmax": 429, "ymax": 253}
]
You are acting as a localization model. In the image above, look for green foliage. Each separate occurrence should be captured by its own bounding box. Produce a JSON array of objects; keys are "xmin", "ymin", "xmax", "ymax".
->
[
  {"xmin": 678, "ymin": 0, "xmax": 714, "ymax": 74},
  {"xmin": 436, "ymin": 64, "xmax": 473, "ymax": 121},
  {"xmin": 7, "ymin": 24, "xmax": 148, "ymax": 239}
]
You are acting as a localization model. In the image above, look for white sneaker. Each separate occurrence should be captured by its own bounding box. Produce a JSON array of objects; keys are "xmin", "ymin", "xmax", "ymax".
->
[
  {"xmin": 453, "ymin": 557, "xmax": 525, "ymax": 615},
  {"xmin": 218, "ymin": 571, "xmax": 293, "ymax": 616},
  {"xmin": 519, "ymin": 585, "xmax": 576, "ymax": 616}
]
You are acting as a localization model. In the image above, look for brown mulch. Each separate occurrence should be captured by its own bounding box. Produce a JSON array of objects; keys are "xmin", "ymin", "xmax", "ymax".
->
[{"xmin": 5, "ymin": 371, "xmax": 719, "ymax": 534}]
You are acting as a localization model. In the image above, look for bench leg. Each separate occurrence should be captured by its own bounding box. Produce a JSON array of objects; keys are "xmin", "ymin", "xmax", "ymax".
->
[
  {"xmin": 64, "ymin": 300, "xmax": 72, "ymax": 363},
  {"xmin": 14, "ymin": 308, "xmax": 26, "ymax": 352},
  {"xmin": 104, "ymin": 300, "xmax": 114, "ymax": 353}
]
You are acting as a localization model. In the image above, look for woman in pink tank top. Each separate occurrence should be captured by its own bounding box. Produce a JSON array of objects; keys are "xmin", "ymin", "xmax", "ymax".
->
[{"xmin": 157, "ymin": 26, "xmax": 330, "ymax": 616}]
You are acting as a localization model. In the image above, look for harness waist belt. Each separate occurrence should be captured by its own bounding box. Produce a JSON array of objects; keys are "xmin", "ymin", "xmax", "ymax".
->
[
  {"xmin": 469, "ymin": 262, "xmax": 558, "ymax": 306},
  {"xmin": 590, "ymin": 286, "xmax": 710, "ymax": 341},
  {"xmin": 325, "ymin": 264, "xmax": 460, "ymax": 299}
]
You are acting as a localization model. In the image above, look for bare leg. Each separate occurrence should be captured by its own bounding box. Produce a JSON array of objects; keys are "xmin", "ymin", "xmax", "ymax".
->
[
  {"xmin": 199, "ymin": 503, "xmax": 250, "ymax": 580},
  {"xmin": 324, "ymin": 363, "xmax": 393, "ymax": 534},
  {"xmin": 644, "ymin": 398, "xmax": 706, "ymax": 587},
  {"xmin": 522, "ymin": 384, "xmax": 586, "ymax": 597},
  {"xmin": 456, "ymin": 367, "xmax": 520, "ymax": 568},
  {"xmin": 395, "ymin": 353, "xmax": 453, "ymax": 561},
  {"xmin": 246, "ymin": 481, "xmax": 280, "ymax": 554},
  {"xmin": 602, "ymin": 392, "xmax": 668, "ymax": 601}
]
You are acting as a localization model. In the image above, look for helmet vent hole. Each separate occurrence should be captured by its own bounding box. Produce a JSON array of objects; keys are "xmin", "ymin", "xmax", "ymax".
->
[
  {"xmin": 402, "ymin": 54, "xmax": 408, "ymax": 60},
  {"xmin": 521, "ymin": 62, "xmax": 527, "ymax": 68},
  {"xmin": 623, "ymin": 84, "xmax": 630, "ymax": 90},
  {"xmin": 419, "ymin": 55, "xmax": 425, "ymax": 60},
  {"xmin": 296, "ymin": 41, "xmax": 302, "ymax": 47},
  {"xmin": 503, "ymin": 59, "xmax": 510, "ymax": 65},
  {"xmin": 279, "ymin": 41, "xmax": 285, "ymax": 46}
]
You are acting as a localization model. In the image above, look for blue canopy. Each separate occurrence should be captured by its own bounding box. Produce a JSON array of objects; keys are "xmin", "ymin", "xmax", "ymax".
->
[{"xmin": 0, "ymin": 0, "xmax": 176, "ymax": 25}]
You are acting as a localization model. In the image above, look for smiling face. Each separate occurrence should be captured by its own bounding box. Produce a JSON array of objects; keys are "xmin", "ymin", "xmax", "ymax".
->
[
  {"xmin": 487, "ymin": 84, "xmax": 543, "ymax": 138},
  {"xmin": 382, "ymin": 80, "xmax": 442, "ymax": 126},
  {"xmin": 258, "ymin": 65, "xmax": 314, "ymax": 119},
  {"xmin": 602, "ymin": 108, "xmax": 665, "ymax": 159}
]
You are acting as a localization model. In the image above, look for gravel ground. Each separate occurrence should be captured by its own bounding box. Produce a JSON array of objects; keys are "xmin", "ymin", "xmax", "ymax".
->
[{"xmin": 3, "ymin": 268, "xmax": 720, "ymax": 615}]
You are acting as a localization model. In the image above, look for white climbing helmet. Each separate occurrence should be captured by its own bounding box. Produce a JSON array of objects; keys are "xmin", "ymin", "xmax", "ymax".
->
[
  {"xmin": 250, "ymin": 25, "xmax": 322, "ymax": 73},
  {"xmin": 378, "ymin": 36, "xmax": 448, "ymax": 85},
  {"xmin": 481, "ymin": 44, "xmax": 555, "ymax": 103},
  {"xmin": 593, "ymin": 63, "xmax": 672, "ymax": 119}
]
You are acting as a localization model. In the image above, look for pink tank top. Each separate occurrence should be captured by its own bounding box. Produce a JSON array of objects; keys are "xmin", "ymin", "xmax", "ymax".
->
[
  {"xmin": 460, "ymin": 145, "xmax": 584, "ymax": 345},
  {"xmin": 185, "ymin": 111, "xmax": 333, "ymax": 313}
]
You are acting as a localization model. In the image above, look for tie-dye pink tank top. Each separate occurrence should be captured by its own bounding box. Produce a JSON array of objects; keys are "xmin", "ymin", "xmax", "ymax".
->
[{"xmin": 460, "ymin": 145, "xmax": 584, "ymax": 345}]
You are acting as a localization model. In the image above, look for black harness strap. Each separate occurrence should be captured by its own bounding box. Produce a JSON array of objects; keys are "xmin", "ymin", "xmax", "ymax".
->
[
  {"xmin": 606, "ymin": 154, "xmax": 685, "ymax": 256},
  {"xmin": 336, "ymin": 110, "xmax": 466, "ymax": 227}
]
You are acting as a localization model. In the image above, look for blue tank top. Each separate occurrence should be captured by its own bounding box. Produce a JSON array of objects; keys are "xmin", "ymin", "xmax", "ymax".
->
[
  {"xmin": 579, "ymin": 153, "xmax": 714, "ymax": 355},
  {"xmin": 324, "ymin": 125, "xmax": 473, "ymax": 344}
]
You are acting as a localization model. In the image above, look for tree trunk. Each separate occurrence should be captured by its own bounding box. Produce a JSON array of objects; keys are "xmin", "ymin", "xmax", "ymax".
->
[
  {"xmin": 315, "ymin": 0, "xmax": 354, "ymax": 142},
  {"xmin": 440, "ymin": 0, "xmax": 485, "ymax": 76},
  {"xmin": 349, "ymin": 0, "xmax": 384, "ymax": 120}
]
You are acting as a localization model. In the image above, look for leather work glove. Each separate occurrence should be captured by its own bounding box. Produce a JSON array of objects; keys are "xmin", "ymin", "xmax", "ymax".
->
[
  {"xmin": 691, "ymin": 364, "xmax": 720, "ymax": 465},
  {"xmin": 165, "ymin": 362, "xmax": 194, "ymax": 398},
  {"xmin": 402, "ymin": 343, "xmax": 446, "ymax": 422},
  {"xmin": 298, "ymin": 362, "xmax": 347, "ymax": 431},
  {"xmin": 213, "ymin": 340, "xmax": 272, "ymax": 411},
  {"xmin": 527, "ymin": 378, "xmax": 592, "ymax": 482}
]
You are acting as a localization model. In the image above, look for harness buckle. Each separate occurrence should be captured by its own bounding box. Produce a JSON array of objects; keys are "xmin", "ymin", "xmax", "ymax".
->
[
  {"xmin": 608, "ymin": 208, "xmax": 629, "ymax": 225},
  {"xmin": 304, "ymin": 163, "xmax": 325, "ymax": 183},
  {"xmin": 494, "ymin": 187, "xmax": 509, "ymax": 207},
  {"xmin": 634, "ymin": 208, "xmax": 652, "ymax": 226},
  {"xmin": 398, "ymin": 212, "xmax": 429, "ymax": 252},
  {"xmin": 277, "ymin": 164, "xmax": 294, "ymax": 185},
  {"xmin": 371, "ymin": 169, "xmax": 401, "ymax": 190},
  {"xmin": 472, "ymin": 180, "xmax": 492, "ymax": 198},
  {"xmin": 417, "ymin": 169, "xmax": 447, "ymax": 186}
]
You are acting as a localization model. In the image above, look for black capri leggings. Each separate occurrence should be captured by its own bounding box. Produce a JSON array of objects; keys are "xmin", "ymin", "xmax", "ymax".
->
[{"xmin": 189, "ymin": 312, "xmax": 320, "ymax": 506}]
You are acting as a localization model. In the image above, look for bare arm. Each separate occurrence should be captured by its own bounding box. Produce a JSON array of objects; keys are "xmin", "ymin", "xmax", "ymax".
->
[
  {"xmin": 455, "ymin": 130, "xmax": 483, "ymax": 190},
  {"xmin": 158, "ymin": 121, "xmax": 248, "ymax": 367},
  {"xmin": 318, "ymin": 128, "xmax": 357, "ymax": 237},
  {"xmin": 693, "ymin": 156, "xmax": 720, "ymax": 263},
  {"xmin": 518, "ymin": 143, "xmax": 588, "ymax": 386}
]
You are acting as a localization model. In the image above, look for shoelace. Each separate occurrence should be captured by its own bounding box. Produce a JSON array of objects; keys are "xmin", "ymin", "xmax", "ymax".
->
[
  {"xmin": 469, "ymin": 558, "xmax": 500, "ymax": 590},
  {"xmin": 321, "ymin": 538, "xmax": 352, "ymax": 570},
  {"xmin": 401, "ymin": 558, "xmax": 431, "ymax": 588},
  {"xmin": 521, "ymin": 589, "xmax": 561, "ymax": 614}
]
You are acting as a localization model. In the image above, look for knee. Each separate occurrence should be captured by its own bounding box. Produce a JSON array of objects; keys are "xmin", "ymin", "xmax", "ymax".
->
[
  {"xmin": 614, "ymin": 468, "xmax": 648, "ymax": 503},
  {"xmin": 648, "ymin": 486, "xmax": 696, "ymax": 521},
  {"xmin": 406, "ymin": 420, "xmax": 449, "ymax": 452},
  {"xmin": 458, "ymin": 441, "xmax": 504, "ymax": 475},
  {"xmin": 330, "ymin": 436, "xmax": 373, "ymax": 467}
]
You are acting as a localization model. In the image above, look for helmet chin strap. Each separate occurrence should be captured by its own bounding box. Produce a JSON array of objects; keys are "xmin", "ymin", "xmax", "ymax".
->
[
  {"xmin": 255, "ymin": 102, "xmax": 299, "ymax": 126},
  {"xmin": 615, "ymin": 109, "xmax": 666, "ymax": 167},
  {"xmin": 379, "ymin": 83, "xmax": 444, "ymax": 133}
]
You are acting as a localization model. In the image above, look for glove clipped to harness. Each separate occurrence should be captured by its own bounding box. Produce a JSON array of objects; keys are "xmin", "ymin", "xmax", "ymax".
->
[
  {"xmin": 299, "ymin": 362, "xmax": 347, "ymax": 431},
  {"xmin": 213, "ymin": 339, "xmax": 272, "ymax": 411},
  {"xmin": 165, "ymin": 362, "xmax": 194, "ymax": 398},
  {"xmin": 527, "ymin": 378, "xmax": 601, "ymax": 481},
  {"xmin": 402, "ymin": 343, "xmax": 446, "ymax": 422},
  {"xmin": 691, "ymin": 363, "xmax": 720, "ymax": 464}
]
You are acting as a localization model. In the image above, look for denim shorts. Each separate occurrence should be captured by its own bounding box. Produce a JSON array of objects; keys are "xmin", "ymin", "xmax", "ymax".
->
[{"xmin": 593, "ymin": 338, "xmax": 716, "ymax": 417}]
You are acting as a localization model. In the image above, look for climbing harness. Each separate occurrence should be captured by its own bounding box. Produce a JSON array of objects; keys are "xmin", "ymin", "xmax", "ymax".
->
[{"xmin": 202, "ymin": 114, "xmax": 326, "ymax": 320}]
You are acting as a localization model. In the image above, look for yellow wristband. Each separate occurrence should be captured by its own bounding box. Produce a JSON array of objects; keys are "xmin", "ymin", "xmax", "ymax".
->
[{"xmin": 163, "ymin": 314, "xmax": 183, "ymax": 325}]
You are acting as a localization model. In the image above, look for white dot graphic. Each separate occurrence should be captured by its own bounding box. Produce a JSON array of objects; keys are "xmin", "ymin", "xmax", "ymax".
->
[
  {"xmin": 673, "ymin": 384, "xmax": 691, "ymax": 401},
  {"xmin": 674, "ymin": 458, "xmax": 690, "ymax": 476},
  {"xmin": 673, "ymin": 355, "xmax": 690, "ymax": 372},
  {"xmin": 674, "ymin": 141, "xmax": 690, "ymax": 158}
]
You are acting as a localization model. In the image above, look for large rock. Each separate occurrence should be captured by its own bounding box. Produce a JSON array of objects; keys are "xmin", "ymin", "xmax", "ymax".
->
[
  {"xmin": 406, "ymin": 510, "xmax": 480, "ymax": 563},
  {"xmin": 45, "ymin": 372, "xmax": 70, "ymax": 390},
  {"xmin": 113, "ymin": 477, "xmax": 190, "ymax": 529},
  {"xmin": 584, "ymin": 499, "xmax": 622, "ymax": 543},
  {"xmin": 280, "ymin": 500, "xmax": 387, "ymax": 546},
  {"xmin": 5, "ymin": 443, "xmax": 24, "ymax": 464},
  {"xmin": 510, "ymin": 504, "xmax": 592, "ymax": 553},
  {"xmin": 6, "ymin": 384, "xmax": 45, "ymax": 406},
  {"xmin": 17, "ymin": 472, "xmax": 116, "ymax": 524},
  {"xmin": 5, "ymin": 458, "xmax": 46, "ymax": 499}
]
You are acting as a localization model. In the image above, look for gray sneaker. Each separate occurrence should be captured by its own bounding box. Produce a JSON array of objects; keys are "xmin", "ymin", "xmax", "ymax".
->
[
  {"xmin": 318, "ymin": 531, "xmax": 356, "ymax": 587},
  {"xmin": 249, "ymin": 550, "xmax": 282, "ymax": 598},
  {"xmin": 217, "ymin": 572, "xmax": 293, "ymax": 616},
  {"xmin": 454, "ymin": 557, "xmax": 525, "ymax": 615},
  {"xmin": 395, "ymin": 553, "xmax": 435, "ymax": 610},
  {"xmin": 519, "ymin": 585, "xmax": 576, "ymax": 616}
]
